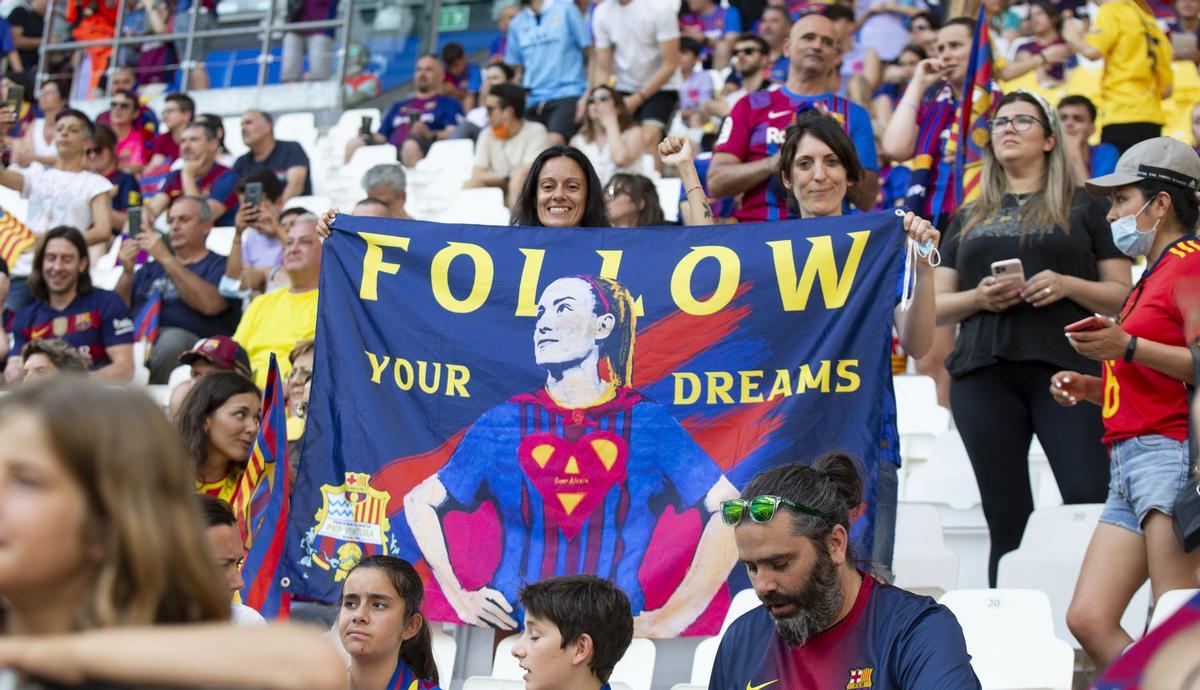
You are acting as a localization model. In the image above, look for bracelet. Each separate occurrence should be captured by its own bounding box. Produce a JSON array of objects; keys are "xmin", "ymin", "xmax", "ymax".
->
[
  {"xmin": 897, "ymin": 99, "xmax": 919, "ymax": 112},
  {"xmin": 1123, "ymin": 335, "xmax": 1138, "ymax": 363},
  {"xmin": 686, "ymin": 185, "xmax": 704, "ymax": 196}
]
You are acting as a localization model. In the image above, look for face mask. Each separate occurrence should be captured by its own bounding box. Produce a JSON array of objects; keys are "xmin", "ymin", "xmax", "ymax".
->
[
  {"xmin": 492, "ymin": 123, "xmax": 510, "ymax": 140},
  {"xmin": 1110, "ymin": 199, "xmax": 1158, "ymax": 258}
]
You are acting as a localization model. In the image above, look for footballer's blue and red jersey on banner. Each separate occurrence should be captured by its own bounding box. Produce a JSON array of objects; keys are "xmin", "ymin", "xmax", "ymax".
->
[
  {"xmin": 714, "ymin": 88, "xmax": 878, "ymax": 223},
  {"xmin": 286, "ymin": 213, "xmax": 905, "ymax": 635},
  {"xmin": 709, "ymin": 576, "xmax": 981, "ymax": 689}
]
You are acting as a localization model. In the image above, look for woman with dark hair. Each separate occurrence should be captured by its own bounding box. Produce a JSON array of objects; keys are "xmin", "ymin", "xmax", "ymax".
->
[
  {"xmin": 0, "ymin": 378, "xmax": 345, "ymax": 689},
  {"xmin": 105, "ymin": 88, "xmax": 147, "ymax": 175},
  {"xmin": 339, "ymin": 555, "xmax": 442, "ymax": 689},
  {"xmin": 604, "ymin": 173, "xmax": 664, "ymax": 228},
  {"xmin": 509, "ymin": 145, "xmax": 611, "ymax": 228},
  {"xmin": 84, "ymin": 124, "xmax": 142, "ymax": 236},
  {"xmin": 1053, "ymin": 137, "xmax": 1200, "ymax": 668},
  {"xmin": 1014, "ymin": 1, "xmax": 1070, "ymax": 86},
  {"xmin": 176, "ymin": 371, "xmax": 263, "ymax": 505},
  {"xmin": 934, "ymin": 90, "xmax": 1132, "ymax": 587},
  {"xmin": 569, "ymin": 85, "xmax": 646, "ymax": 186},
  {"xmin": 16, "ymin": 80, "xmax": 66, "ymax": 168},
  {"xmin": 671, "ymin": 111, "xmax": 938, "ymax": 577}
]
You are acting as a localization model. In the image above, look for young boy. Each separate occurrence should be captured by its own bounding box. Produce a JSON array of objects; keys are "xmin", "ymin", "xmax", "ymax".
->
[{"xmin": 513, "ymin": 575, "xmax": 634, "ymax": 690}]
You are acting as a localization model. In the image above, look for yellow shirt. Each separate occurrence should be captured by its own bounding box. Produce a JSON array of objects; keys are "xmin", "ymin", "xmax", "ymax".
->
[
  {"xmin": 233, "ymin": 288, "xmax": 319, "ymax": 389},
  {"xmin": 197, "ymin": 473, "xmax": 240, "ymax": 503},
  {"xmin": 1086, "ymin": 0, "xmax": 1172, "ymax": 125}
]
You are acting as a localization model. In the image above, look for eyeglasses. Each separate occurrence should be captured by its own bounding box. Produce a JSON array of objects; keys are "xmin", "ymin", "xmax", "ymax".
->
[
  {"xmin": 720, "ymin": 495, "xmax": 831, "ymax": 526},
  {"xmin": 912, "ymin": 22, "xmax": 931, "ymax": 30},
  {"xmin": 588, "ymin": 94, "xmax": 612, "ymax": 104},
  {"xmin": 110, "ymin": 101, "xmax": 133, "ymax": 110},
  {"xmin": 604, "ymin": 186, "xmax": 627, "ymax": 199},
  {"xmin": 991, "ymin": 114, "xmax": 1045, "ymax": 133},
  {"xmin": 734, "ymin": 46, "xmax": 763, "ymax": 56},
  {"xmin": 86, "ymin": 147, "xmax": 102, "ymax": 156}
]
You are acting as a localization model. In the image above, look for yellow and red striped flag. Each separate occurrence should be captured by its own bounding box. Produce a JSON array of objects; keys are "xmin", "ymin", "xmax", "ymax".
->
[{"xmin": 0, "ymin": 208, "xmax": 33, "ymax": 270}]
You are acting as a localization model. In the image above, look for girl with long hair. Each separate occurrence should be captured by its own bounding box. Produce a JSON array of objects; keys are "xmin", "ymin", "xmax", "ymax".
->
[
  {"xmin": 569, "ymin": 85, "xmax": 646, "ymax": 187},
  {"xmin": 339, "ymin": 555, "xmax": 442, "ymax": 690},
  {"xmin": 0, "ymin": 378, "xmax": 343, "ymax": 689},
  {"xmin": 604, "ymin": 173, "xmax": 665, "ymax": 228},
  {"xmin": 934, "ymin": 90, "xmax": 1133, "ymax": 586},
  {"xmin": 176, "ymin": 371, "xmax": 262, "ymax": 504}
]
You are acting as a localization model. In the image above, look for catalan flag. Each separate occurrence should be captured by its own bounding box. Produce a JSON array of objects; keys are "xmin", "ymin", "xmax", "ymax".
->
[
  {"xmin": 132, "ymin": 290, "xmax": 161, "ymax": 363},
  {"xmin": 0, "ymin": 207, "xmax": 33, "ymax": 271},
  {"xmin": 956, "ymin": 4, "xmax": 998, "ymax": 206},
  {"xmin": 240, "ymin": 354, "xmax": 292, "ymax": 618}
]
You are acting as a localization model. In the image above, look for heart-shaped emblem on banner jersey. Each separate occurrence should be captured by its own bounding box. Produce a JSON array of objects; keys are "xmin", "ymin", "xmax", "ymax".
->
[{"xmin": 517, "ymin": 430, "xmax": 629, "ymax": 540}]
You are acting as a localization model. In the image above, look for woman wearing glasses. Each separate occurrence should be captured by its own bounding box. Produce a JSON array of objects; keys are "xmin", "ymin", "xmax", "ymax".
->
[
  {"xmin": 570, "ymin": 85, "xmax": 647, "ymax": 187},
  {"xmin": 107, "ymin": 88, "xmax": 148, "ymax": 175},
  {"xmin": 934, "ymin": 91, "xmax": 1132, "ymax": 587}
]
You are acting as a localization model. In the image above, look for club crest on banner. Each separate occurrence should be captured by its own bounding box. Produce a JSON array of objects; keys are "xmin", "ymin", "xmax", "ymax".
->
[{"xmin": 303, "ymin": 472, "xmax": 393, "ymax": 582}]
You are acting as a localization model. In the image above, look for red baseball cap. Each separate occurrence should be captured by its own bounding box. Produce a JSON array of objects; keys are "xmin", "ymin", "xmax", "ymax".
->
[{"xmin": 179, "ymin": 336, "xmax": 253, "ymax": 379}]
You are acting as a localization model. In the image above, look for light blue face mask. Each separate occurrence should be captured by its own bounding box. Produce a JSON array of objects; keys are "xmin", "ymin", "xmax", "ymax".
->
[{"xmin": 1110, "ymin": 199, "xmax": 1158, "ymax": 258}]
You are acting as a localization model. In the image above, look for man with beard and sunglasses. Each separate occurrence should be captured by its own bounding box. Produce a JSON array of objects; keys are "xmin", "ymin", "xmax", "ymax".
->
[{"xmin": 709, "ymin": 453, "xmax": 980, "ymax": 689}]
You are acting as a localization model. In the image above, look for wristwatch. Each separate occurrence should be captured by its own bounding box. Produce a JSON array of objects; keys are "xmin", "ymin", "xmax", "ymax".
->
[{"xmin": 1123, "ymin": 335, "xmax": 1138, "ymax": 363}]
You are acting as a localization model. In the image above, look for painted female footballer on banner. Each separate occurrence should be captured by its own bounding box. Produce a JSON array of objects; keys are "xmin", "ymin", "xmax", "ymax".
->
[{"xmin": 404, "ymin": 275, "xmax": 740, "ymax": 637}]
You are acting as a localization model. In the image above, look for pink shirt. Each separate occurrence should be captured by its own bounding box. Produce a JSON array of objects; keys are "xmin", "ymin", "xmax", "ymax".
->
[{"xmin": 115, "ymin": 127, "xmax": 148, "ymax": 167}]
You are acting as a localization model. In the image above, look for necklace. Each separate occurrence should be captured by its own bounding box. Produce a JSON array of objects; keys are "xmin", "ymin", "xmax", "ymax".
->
[{"xmin": 1012, "ymin": 192, "xmax": 1033, "ymax": 207}]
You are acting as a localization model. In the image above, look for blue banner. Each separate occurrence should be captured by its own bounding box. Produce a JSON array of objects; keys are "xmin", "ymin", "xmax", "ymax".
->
[{"xmin": 285, "ymin": 212, "xmax": 904, "ymax": 636}]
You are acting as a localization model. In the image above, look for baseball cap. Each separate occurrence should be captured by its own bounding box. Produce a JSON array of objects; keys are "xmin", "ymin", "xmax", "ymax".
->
[
  {"xmin": 178, "ymin": 335, "xmax": 253, "ymax": 379},
  {"xmin": 1086, "ymin": 137, "xmax": 1200, "ymax": 196}
]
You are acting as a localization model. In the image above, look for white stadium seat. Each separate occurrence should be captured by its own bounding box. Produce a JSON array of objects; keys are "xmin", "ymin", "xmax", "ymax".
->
[
  {"xmin": 274, "ymin": 112, "xmax": 318, "ymax": 148},
  {"xmin": 430, "ymin": 624, "xmax": 458, "ymax": 688},
  {"xmin": 894, "ymin": 374, "xmax": 951, "ymax": 471},
  {"xmin": 997, "ymin": 504, "xmax": 1151, "ymax": 647},
  {"xmin": 655, "ymin": 177, "xmax": 682, "ymax": 223},
  {"xmin": 1148, "ymin": 588, "xmax": 1200, "ymax": 632},
  {"xmin": 940, "ymin": 589, "xmax": 1074, "ymax": 690},
  {"xmin": 435, "ymin": 187, "xmax": 510, "ymax": 225},
  {"xmin": 416, "ymin": 139, "xmax": 475, "ymax": 182},
  {"xmin": 893, "ymin": 502, "xmax": 960, "ymax": 598},
  {"xmin": 206, "ymin": 226, "xmax": 237, "ymax": 256},
  {"xmin": 284, "ymin": 195, "xmax": 332, "ymax": 213},
  {"xmin": 223, "ymin": 115, "xmax": 247, "ymax": 157}
]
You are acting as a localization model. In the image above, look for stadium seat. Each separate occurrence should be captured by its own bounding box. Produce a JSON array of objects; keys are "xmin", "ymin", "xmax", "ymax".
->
[
  {"xmin": 333, "ymin": 107, "xmax": 383, "ymax": 135},
  {"xmin": 997, "ymin": 504, "xmax": 1152, "ymax": 647},
  {"xmin": 434, "ymin": 187, "xmax": 510, "ymax": 225},
  {"xmin": 903, "ymin": 430, "xmax": 989, "ymax": 589},
  {"xmin": 721, "ymin": 588, "xmax": 762, "ymax": 635},
  {"xmin": 167, "ymin": 364, "xmax": 191, "ymax": 391},
  {"xmin": 894, "ymin": 374, "xmax": 950, "ymax": 470},
  {"xmin": 145, "ymin": 384, "xmax": 171, "ymax": 408},
  {"xmin": 431, "ymin": 624, "xmax": 458, "ymax": 688},
  {"xmin": 274, "ymin": 112, "xmax": 318, "ymax": 149},
  {"xmin": 688, "ymin": 636, "xmax": 720, "ymax": 685},
  {"xmin": 893, "ymin": 502, "xmax": 959, "ymax": 598},
  {"xmin": 284, "ymin": 195, "xmax": 332, "ymax": 214},
  {"xmin": 939, "ymin": 589, "xmax": 1073, "ymax": 690},
  {"xmin": 462, "ymin": 679, "xmax": 524, "ymax": 690},
  {"xmin": 1148, "ymin": 589, "xmax": 1200, "ymax": 632},
  {"xmin": 655, "ymin": 177, "xmax": 682, "ymax": 223},
  {"xmin": 223, "ymin": 116, "xmax": 248, "ymax": 157},
  {"xmin": 669, "ymin": 686, "xmax": 706, "ymax": 690},
  {"xmin": 206, "ymin": 226, "xmax": 237, "ymax": 256},
  {"xmin": 416, "ymin": 139, "xmax": 475, "ymax": 182},
  {"xmin": 343, "ymin": 144, "xmax": 400, "ymax": 180}
]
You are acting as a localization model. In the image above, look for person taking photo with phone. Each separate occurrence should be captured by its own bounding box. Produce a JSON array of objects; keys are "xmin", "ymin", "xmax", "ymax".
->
[
  {"xmin": 1051, "ymin": 137, "xmax": 1200, "ymax": 669},
  {"xmin": 934, "ymin": 91, "xmax": 1133, "ymax": 588}
]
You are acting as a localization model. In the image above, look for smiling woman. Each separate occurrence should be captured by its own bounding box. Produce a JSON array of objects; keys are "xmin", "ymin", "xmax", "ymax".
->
[{"xmin": 510, "ymin": 146, "xmax": 612, "ymax": 228}]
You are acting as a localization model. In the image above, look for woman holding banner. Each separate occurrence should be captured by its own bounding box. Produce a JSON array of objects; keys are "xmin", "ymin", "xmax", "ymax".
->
[
  {"xmin": 933, "ymin": 90, "xmax": 1132, "ymax": 587},
  {"xmin": 666, "ymin": 109, "xmax": 939, "ymax": 577}
]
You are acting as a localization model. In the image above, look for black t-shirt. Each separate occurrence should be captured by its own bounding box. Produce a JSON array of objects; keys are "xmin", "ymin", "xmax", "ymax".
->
[
  {"xmin": 941, "ymin": 189, "xmax": 1127, "ymax": 377},
  {"xmin": 7, "ymin": 4, "xmax": 43, "ymax": 72},
  {"xmin": 232, "ymin": 140, "xmax": 312, "ymax": 196}
]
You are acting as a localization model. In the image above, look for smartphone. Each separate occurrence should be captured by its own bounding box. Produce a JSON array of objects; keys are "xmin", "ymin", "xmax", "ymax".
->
[
  {"xmin": 1064, "ymin": 315, "xmax": 1104, "ymax": 333},
  {"xmin": 360, "ymin": 115, "xmax": 373, "ymax": 136},
  {"xmin": 245, "ymin": 181, "xmax": 263, "ymax": 207},
  {"xmin": 5, "ymin": 84, "xmax": 22, "ymax": 111},
  {"xmin": 127, "ymin": 206, "xmax": 142, "ymax": 237},
  {"xmin": 991, "ymin": 258, "xmax": 1025, "ymax": 285}
]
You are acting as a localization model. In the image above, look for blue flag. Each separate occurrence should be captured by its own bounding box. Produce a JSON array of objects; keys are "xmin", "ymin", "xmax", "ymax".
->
[{"xmin": 285, "ymin": 213, "xmax": 904, "ymax": 636}]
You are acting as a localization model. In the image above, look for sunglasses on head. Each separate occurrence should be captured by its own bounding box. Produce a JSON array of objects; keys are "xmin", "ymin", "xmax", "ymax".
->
[
  {"xmin": 721, "ymin": 495, "xmax": 831, "ymax": 526},
  {"xmin": 86, "ymin": 147, "xmax": 102, "ymax": 156}
]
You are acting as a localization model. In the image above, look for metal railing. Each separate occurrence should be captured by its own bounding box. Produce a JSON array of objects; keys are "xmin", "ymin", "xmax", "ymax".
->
[{"xmin": 37, "ymin": 0, "xmax": 358, "ymax": 106}]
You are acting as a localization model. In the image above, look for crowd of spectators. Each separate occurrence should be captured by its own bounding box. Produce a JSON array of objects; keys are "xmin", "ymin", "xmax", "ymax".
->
[{"xmin": 1, "ymin": 0, "xmax": 1200, "ymax": 687}]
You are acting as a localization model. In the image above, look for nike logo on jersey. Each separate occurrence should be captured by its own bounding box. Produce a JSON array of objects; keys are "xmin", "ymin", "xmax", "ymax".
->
[
  {"xmin": 767, "ymin": 110, "xmax": 793, "ymax": 119},
  {"xmin": 746, "ymin": 681, "xmax": 779, "ymax": 690}
]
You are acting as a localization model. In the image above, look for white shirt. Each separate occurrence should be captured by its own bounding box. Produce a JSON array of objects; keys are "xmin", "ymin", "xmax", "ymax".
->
[
  {"xmin": 475, "ymin": 121, "xmax": 549, "ymax": 177},
  {"xmin": 11, "ymin": 166, "xmax": 112, "ymax": 276},
  {"xmin": 592, "ymin": 0, "xmax": 681, "ymax": 94}
]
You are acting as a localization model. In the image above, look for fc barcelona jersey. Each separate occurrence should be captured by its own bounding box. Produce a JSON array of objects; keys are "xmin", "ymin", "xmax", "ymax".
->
[
  {"xmin": 709, "ymin": 576, "xmax": 980, "ymax": 690},
  {"xmin": 438, "ymin": 386, "xmax": 721, "ymax": 614}
]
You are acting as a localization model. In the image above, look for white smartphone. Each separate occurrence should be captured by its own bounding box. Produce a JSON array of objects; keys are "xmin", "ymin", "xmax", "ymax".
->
[{"xmin": 991, "ymin": 258, "xmax": 1025, "ymax": 285}]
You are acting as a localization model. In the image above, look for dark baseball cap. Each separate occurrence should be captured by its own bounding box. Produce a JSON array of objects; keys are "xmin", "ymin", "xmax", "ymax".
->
[{"xmin": 179, "ymin": 335, "xmax": 253, "ymax": 379}]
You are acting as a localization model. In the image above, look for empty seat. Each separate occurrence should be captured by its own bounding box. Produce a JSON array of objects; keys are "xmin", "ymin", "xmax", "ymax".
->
[
  {"xmin": 903, "ymin": 431, "xmax": 981, "ymax": 511},
  {"xmin": 222, "ymin": 115, "xmax": 247, "ymax": 157},
  {"xmin": 416, "ymin": 139, "xmax": 475, "ymax": 182},
  {"xmin": 997, "ymin": 504, "xmax": 1152, "ymax": 647},
  {"xmin": 893, "ymin": 502, "xmax": 960, "ymax": 598},
  {"xmin": 205, "ymin": 226, "xmax": 237, "ymax": 256},
  {"xmin": 430, "ymin": 624, "xmax": 458, "ymax": 689},
  {"xmin": 894, "ymin": 374, "xmax": 951, "ymax": 469},
  {"xmin": 284, "ymin": 195, "xmax": 332, "ymax": 214},
  {"xmin": 940, "ymin": 589, "xmax": 1074, "ymax": 690},
  {"xmin": 654, "ymin": 177, "xmax": 682, "ymax": 223},
  {"xmin": 1148, "ymin": 588, "xmax": 1200, "ymax": 632},
  {"xmin": 274, "ymin": 112, "xmax": 318, "ymax": 148},
  {"xmin": 435, "ymin": 187, "xmax": 509, "ymax": 225}
]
